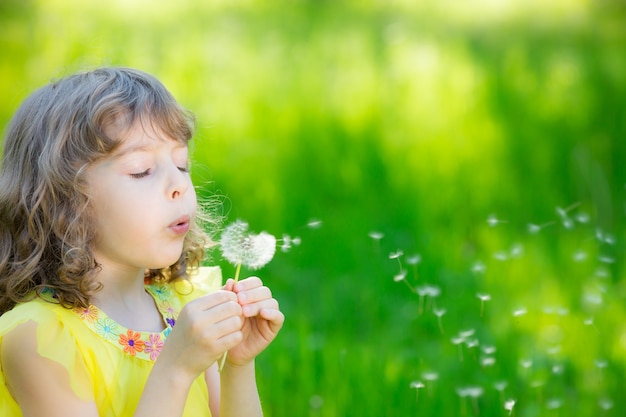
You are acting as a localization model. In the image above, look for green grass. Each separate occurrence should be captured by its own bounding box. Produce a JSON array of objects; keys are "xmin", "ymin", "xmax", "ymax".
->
[{"xmin": 1, "ymin": 1, "xmax": 625, "ymax": 415}]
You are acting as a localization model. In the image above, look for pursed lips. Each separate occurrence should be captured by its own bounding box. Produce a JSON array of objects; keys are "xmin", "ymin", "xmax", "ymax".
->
[{"xmin": 168, "ymin": 214, "xmax": 190, "ymax": 235}]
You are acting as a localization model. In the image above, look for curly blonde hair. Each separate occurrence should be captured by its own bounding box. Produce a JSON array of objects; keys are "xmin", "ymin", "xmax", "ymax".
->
[{"xmin": 0, "ymin": 67, "xmax": 215, "ymax": 314}]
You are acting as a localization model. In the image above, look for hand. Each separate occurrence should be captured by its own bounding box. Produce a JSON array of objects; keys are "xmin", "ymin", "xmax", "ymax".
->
[
  {"xmin": 223, "ymin": 276, "xmax": 284, "ymax": 367},
  {"xmin": 157, "ymin": 290, "xmax": 244, "ymax": 379}
]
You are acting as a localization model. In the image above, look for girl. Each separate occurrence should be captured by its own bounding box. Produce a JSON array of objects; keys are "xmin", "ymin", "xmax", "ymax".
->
[{"xmin": 0, "ymin": 67, "xmax": 284, "ymax": 417}]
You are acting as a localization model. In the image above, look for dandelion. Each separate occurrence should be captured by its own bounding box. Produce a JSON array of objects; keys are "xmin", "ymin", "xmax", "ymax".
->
[
  {"xmin": 218, "ymin": 219, "xmax": 277, "ymax": 371},
  {"xmin": 220, "ymin": 220, "xmax": 276, "ymax": 274}
]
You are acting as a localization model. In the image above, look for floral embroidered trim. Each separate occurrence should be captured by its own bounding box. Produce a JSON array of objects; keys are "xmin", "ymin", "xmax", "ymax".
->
[{"xmin": 65, "ymin": 283, "xmax": 182, "ymax": 362}]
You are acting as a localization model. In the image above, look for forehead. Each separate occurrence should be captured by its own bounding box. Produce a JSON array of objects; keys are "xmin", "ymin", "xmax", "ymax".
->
[{"xmin": 111, "ymin": 123, "xmax": 187, "ymax": 158}]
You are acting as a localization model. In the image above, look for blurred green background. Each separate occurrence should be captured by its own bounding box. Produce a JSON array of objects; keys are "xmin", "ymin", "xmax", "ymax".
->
[{"xmin": 1, "ymin": 0, "xmax": 625, "ymax": 415}]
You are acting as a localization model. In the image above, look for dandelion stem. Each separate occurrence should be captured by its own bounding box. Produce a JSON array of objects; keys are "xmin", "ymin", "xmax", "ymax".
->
[{"xmin": 218, "ymin": 262, "xmax": 242, "ymax": 372}]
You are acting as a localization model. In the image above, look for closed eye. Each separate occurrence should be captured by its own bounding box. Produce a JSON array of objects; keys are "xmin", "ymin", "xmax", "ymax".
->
[
  {"xmin": 130, "ymin": 169, "xmax": 150, "ymax": 179},
  {"xmin": 178, "ymin": 166, "xmax": 190, "ymax": 174}
]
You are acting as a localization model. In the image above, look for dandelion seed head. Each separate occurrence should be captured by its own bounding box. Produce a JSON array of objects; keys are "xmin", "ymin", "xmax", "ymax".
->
[{"xmin": 220, "ymin": 220, "xmax": 277, "ymax": 269}]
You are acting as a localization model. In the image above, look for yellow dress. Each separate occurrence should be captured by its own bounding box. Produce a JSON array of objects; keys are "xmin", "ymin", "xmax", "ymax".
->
[{"xmin": 0, "ymin": 266, "xmax": 222, "ymax": 417}]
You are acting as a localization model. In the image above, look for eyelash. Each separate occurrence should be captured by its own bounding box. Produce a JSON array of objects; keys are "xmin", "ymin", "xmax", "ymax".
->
[{"xmin": 130, "ymin": 166, "xmax": 189, "ymax": 179}]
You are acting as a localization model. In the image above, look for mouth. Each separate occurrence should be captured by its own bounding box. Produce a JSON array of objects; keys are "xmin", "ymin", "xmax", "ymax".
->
[{"xmin": 169, "ymin": 215, "xmax": 191, "ymax": 235}]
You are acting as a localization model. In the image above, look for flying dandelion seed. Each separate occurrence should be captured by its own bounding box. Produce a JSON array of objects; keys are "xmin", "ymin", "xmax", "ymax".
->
[
  {"xmin": 307, "ymin": 219, "xmax": 323, "ymax": 229},
  {"xmin": 573, "ymin": 250, "xmax": 588, "ymax": 262},
  {"xmin": 389, "ymin": 250, "xmax": 403, "ymax": 259},
  {"xmin": 477, "ymin": 293, "xmax": 491, "ymax": 317},
  {"xmin": 504, "ymin": 399, "xmax": 516, "ymax": 415},
  {"xmin": 513, "ymin": 307, "xmax": 528, "ymax": 317},
  {"xmin": 576, "ymin": 212, "xmax": 590, "ymax": 223},
  {"xmin": 493, "ymin": 250, "xmax": 508, "ymax": 261},
  {"xmin": 520, "ymin": 359, "xmax": 533, "ymax": 369},
  {"xmin": 487, "ymin": 213, "xmax": 507, "ymax": 227},
  {"xmin": 472, "ymin": 261, "xmax": 486, "ymax": 274},
  {"xmin": 509, "ymin": 243, "xmax": 524, "ymax": 258},
  {"xmin": 481, "ymin": 356, "xmax": 496, "ymax": 367},
  {"xmin": 421, "ymin": 371, "xmax": 439, "ymax": 397},
  {"xmin": 433, "ymin": 307, "xmax": 446, "ymax": 334},
  {"xmin": 598, "ymin": 397, "xmax": 614, "ymax": 410},
  {"xmin": 546, "ymin": 398, "xmax": 563, "ymax": 410},
  {"xmin": 494, "ymin": 381, "xmax": 508, "ymax": 404},
  {"xmin": 482, "ymin": 345, "xmax": 496, "ymax": 355},
  {"xmin": 527, "ymin": 221, "xmax": 555, "ymax": 234},
  {"xmin": 409, "ymin": 381, "xmax": 424, "ymax": 401},
  {"xmin": 552, "ymin": 364, "xmax": 564, "ymax": 374}
]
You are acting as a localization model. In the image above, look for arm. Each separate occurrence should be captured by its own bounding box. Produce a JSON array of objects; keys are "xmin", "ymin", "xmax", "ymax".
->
[
  {"xmin": 1, "ymin": 321, "xmax": 99, "ymax": 417},
  {"xmin": 213, "ymin": 277, "xmax": 285, "ymax": 417}
]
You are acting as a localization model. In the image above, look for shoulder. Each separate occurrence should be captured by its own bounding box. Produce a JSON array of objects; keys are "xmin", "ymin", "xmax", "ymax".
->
[{"xmin": 0, "ymin": 295, "xmax": 76, "ymax": 337}]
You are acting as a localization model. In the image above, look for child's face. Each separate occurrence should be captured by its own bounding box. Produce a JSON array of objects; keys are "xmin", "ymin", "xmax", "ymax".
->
[{"xmin": 85, "ymin": 123, "xmax": 196, "ymax": 272}]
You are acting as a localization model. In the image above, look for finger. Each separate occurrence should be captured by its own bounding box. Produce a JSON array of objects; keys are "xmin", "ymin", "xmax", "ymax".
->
[
  {"xmin": 237, "ymin": 286, "xmax": 272, "ymax": 305},
  {"xmin": 222, "ymin": 279, "xmax": 235, "ymax": 292},
  {"xmin": 241, "ymin": 298, "xmax": 279, "ymax": 318},
  {"xmin": 259, "ymin": 308, "xmax": 285, "ymax": 334},
  {"xmin": 185, "ymin": 290, "xmax": 237, "ymax": 313},
  {"xmin": 233, "ymin": 276, "xmax": 263, "ymax": 292}
]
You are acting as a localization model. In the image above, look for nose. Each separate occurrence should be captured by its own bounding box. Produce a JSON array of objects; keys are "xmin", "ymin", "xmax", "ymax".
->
[{"xmin": 167, "ymin": 165, "xmax": 190, "ymax": 200}]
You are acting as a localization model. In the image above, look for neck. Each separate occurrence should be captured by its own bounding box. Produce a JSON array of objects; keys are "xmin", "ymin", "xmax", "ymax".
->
[{"xmin": 90, "ymin": 264, "xmax": 166, "ymax": 333}]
